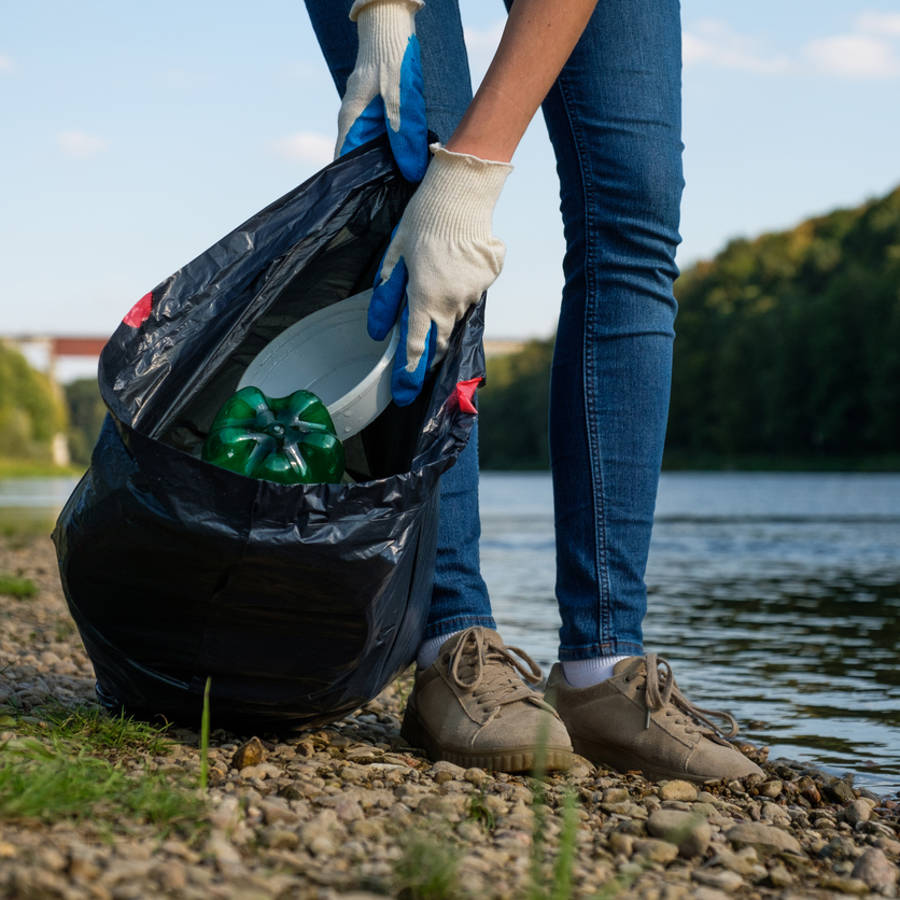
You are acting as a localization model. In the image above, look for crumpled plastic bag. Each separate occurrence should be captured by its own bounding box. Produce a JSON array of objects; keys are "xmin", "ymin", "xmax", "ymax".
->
[{"xmin": 53, "ymin": 136, "xmax": 485, "ymax": 730}]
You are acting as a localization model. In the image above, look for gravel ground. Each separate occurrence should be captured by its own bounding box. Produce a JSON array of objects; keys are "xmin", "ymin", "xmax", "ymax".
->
[{"xmin": 1, "ymin": 533, "xmax": 899, "ymax": 899}]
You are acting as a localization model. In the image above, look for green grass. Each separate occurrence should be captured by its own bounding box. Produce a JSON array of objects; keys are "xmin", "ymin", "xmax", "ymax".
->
[
  {"xmin": 0, "ymin": 738, "xmax": 202, "ymax": 827},
  {"xmin": 0, "ymin": 574, "xmax": 37, "ymax": 598},
  {"xmin": 6, "ymin": 704, "xmax": 173, "ymax": 759},
  {"xmin": 393, "ymin": 831, "xmax": 461, "ymax": 900},
  {"xmin": 199, "ymin": 676, "xmax": 211, "ymax": 791},
  {"xmin": 0, "ymin": 458, "xmax": 84, "ymax": 478},
  {"xmin": 0, "ymin": 704, "xmax": 203, "ymax": 830}
]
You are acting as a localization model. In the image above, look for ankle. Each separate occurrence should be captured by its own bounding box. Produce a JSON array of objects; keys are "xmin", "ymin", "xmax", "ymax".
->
[
  {"xmin": 561, "ymin": 655, "xmax": 632, "ymax": 688},
  {"xmin": 416, "ymin": 630, "xmax": 464, "ymax": 669}
]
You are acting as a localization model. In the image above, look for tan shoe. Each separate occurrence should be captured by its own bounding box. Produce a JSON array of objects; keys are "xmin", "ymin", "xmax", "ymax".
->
[
  {"xmin": 401, "ymin": 627, "xmax": 574, "ymax": 772},
  {"xmin": 546, "ymin": 654, "xmax": 763, "ymax": 783}
]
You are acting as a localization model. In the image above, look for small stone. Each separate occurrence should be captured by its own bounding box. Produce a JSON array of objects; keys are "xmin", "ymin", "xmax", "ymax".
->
[
  {"xmin": 333, "ymin": 796, "xmax": 365, "ymax": 823},
  {"xmin": 0, "ymin": 842, "xmax": 14, "ymax": 859},
  {"xmin": 609, "ymin": 832, "xmax": 634, "ymax": 857},
  {"xmin": 659, "ymin": 780, "xmax": 699, "ymax": 802},
  {"xmin": 263, "ymin": 828, "xmax": 300, "ymax": 850},
  {"xmin": 603, "ymin": 787, "xmax": 629, "ymax": 804},
  {"xmin": 464, "ymin": 767, "xmax": 488, "ymax": 787},
  {"xmin": 819, "ymin": 876, "xmax": 869, "ymax": 895},
  {"xmin": 207, "ymin": 835, "xmax": 242, "ymax": 868},
  {"xmin": 767, "ymin": 862, "xmax": 793, "ymax": 887},
  {"xmin": 845, "ymin": 798, "xmax": 873, "ymax": 826},
  {"xmin": 647, "ymin": 808, "xmax": 711, "ymax": 858},
  {"xmin": 824, "ymin": 778, "xmax": 856, "ymax": 805},
  {"xmin": 759, "ymin": 780, "xmax": 783, "ymax": 799},
  {"xmin": 232, "ymin": 736, "xmax": 266, "ymax": 769},
  {"xmin": 852, "ymin": 847, "xmax": 899, "ymax": 893},
  {"xmin": 692, "ymin": 869, "xmax": 744, "ymax": 893},
  {"xmin": 634, "ymin": 838, "xmax": 679, "ymax": 864},
  {"xmin": 259, "ymin": 798, "xmax": 298, "ymax": 825},
  {"xmin": 726, "ymin": 822, "xmax": 802, "ymax": 855},
  {"xmin": 430, "ymin": 760, "xmax": 465, "ymax": 784}
]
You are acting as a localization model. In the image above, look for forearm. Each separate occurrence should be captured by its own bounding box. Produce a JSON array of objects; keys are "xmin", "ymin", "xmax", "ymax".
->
[{"xmin": 444, "ymin": 0, "xmax": 598, "ymax": 162}]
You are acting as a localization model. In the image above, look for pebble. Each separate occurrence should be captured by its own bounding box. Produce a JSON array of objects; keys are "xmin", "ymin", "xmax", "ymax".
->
[
  {"xmin": 647, "ymin": 808, "xmax": 711, "ymax": 858},
  {"xmin": 852, "ymin": 846, "xmax": 899, "ymax": 893},
  {"xmin": 692, "ymin": 868, "xmax": 745, "ymax": 892},
  {"xmin": 726, "ymin": 822, "xmax": 803, "ymax": 854},
  {"xmin": 232, "ymin": 736, "xmax": 266, "ymax": 769},
  {"xmin": 659, "ymin": 780, "xmax": 699, "ymax": 802},
  {"xmin": 2, "ymin": 533, "xmax": 900, "ymax": 900},
  {"xmin": 845, "ymin": 798, "xmax": 874, "ymax": 826}
]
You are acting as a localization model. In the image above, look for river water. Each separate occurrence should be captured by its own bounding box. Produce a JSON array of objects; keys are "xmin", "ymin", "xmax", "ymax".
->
[{"xmin": 3, "ymin": 472, "xmax": 899, "ymax": 794}]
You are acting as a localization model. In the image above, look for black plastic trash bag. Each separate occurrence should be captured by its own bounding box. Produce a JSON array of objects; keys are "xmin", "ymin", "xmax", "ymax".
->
[{"xmin": 53, "ymin": 136, "xmax": 485, "ymax": 730}]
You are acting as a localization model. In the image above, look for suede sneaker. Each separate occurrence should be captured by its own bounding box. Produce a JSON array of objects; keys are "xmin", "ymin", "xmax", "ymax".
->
[
  {"xmin": 401, "ymin": 627, "xmax": 574, "ymax": 772},
  {"xmin": 546, "ymin": 654, "xmax": 763, "ymax": 783}
]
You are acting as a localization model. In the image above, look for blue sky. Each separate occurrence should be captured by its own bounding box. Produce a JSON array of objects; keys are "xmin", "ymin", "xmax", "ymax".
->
[{"xmin": 3, "ymin": 0, "xmax": 899, "ymax": 363}]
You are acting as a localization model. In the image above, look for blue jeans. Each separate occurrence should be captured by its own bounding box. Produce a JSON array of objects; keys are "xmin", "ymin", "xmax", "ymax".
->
[{"xmin": 305, "ymin": 0, "xmax": 683, "ymax": 661}]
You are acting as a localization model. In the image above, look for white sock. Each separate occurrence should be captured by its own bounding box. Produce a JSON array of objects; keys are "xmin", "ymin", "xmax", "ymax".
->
[
  {"xmin": 562, "ymin": 655, "xmax": 632, "ymax": 688},
  {"xmin": 416, "ymin": 630, "xmax": 464, "ymax": 669}
]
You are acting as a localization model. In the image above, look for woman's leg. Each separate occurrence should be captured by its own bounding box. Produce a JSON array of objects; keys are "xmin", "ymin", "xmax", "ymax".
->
[
  {"xmin": 538, "ymin": 0, "xmax": 684, "ymax": 662},
  {"xmin": 304, "ymin": 0, "xmax": 494, "ymax": 642}
]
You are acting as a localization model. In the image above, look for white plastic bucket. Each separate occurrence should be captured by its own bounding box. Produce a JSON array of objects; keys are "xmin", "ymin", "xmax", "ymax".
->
[{"xmin": 238, "ymin": 289, "xmax": 398, "ymax": 439}]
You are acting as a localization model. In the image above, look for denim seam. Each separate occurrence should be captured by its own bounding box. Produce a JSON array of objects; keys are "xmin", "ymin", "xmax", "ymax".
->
[{"xmin": 556, "ymin": 72, "xmax": 613, "ymax": 651}]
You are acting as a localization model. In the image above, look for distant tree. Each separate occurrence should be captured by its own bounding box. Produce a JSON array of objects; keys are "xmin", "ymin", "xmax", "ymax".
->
[
  {"xmin": 64, "ymin": 378, "xmax": 107, "ymax": 466},
  {"xmin": 0, "ymin": 344, "xmax": 67, "ymax": 460}
]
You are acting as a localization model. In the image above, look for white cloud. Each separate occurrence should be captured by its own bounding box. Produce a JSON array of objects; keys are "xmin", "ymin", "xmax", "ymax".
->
[
  {"xmin": 805, "ymin": 34, "xmax": 900, "ymax": 78},
  {"xmin": 0, "ymin": 54, "xmax": 14, "ymax": 73},
  {"xmin": 57, "ymin": 130, "xmax": 109, "ymax": 158},
  {"xmin": 855, "ymin": 11, "xmax": 900, "ymax": 37},
  {"xmin": 682, "ymin": 20, "xmax": 790, "ymax": 74},
  {"xmin": 271, "ymin": 131, "xmax": 334, "ymax": 165}
]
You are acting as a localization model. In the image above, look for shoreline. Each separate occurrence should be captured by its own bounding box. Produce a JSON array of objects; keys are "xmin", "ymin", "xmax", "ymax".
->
[{"xmin": 1, "ymin": 534, "xmax": 898, "ymax": 898}]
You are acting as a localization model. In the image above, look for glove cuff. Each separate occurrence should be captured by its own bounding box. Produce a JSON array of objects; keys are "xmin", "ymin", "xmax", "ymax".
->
[
  {"xmin": 351, "ymin": 0, "xmax": 422, "ymax": 67},
  {"xmin": 412, "ymin": 143, "xmax": 513, "ymax": 239}
]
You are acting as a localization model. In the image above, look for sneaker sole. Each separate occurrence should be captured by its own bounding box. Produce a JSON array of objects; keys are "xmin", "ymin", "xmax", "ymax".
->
[
  {"xmin": 570, "ymin": 735, "xmax": 727, "ymax": 784},
  {"xmin": 401, "ymin": 705, "xmax": 574, "ymax": 774}
]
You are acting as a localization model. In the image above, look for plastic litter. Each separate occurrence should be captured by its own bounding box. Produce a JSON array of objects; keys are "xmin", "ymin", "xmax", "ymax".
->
[{"xmin": 53, "ymin": 135, "xmax": 485, "ymax": 730}]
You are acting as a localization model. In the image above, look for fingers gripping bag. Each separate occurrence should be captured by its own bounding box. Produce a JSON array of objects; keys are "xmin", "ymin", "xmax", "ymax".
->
[{"xmin": 52, "ymin": 136, "xmax": 486, "ymax": 730}]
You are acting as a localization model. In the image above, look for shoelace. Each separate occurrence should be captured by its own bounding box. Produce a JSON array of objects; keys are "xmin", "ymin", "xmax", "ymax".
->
[
  {"xmin": 641, "ymin": 653, "xmax": 738, "ymax": 738},
  {"xmin": 447, "ymin": 627, "xmax": 550, "ymax": 737}
]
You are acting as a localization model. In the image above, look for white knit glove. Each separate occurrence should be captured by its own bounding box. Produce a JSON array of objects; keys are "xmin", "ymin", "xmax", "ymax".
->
[
  {"xmin": 368, "ymin": 143, "xmax": 513, "ymax": 405},
  {"xmin": 336, "ymin": 0, "xmax": 428, "ymax": 182}
]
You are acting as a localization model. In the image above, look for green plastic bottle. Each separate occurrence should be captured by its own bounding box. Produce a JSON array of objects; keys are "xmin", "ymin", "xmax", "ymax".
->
[{"xmin": 202, "ymin": 386, "xmax": 345, "ymax": 484}]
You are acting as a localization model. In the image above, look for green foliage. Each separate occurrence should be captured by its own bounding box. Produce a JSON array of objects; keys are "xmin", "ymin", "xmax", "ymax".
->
[
  {"xmin": 668, "ymin": 185, "xmax": 900, "ymax": 461},
  {"xmin": 0, "ymin": 706, "xmax": 200, "ymax": 829},
  {"xmin": 6, "ymin": 704, "xmax": 172, "ymax": 759},
  {"xmin": 199, "ymin": 676, "xmax": 211, "ymax": 791},
  {"xmin": 479, "ymin": 338, "xmax": 554, "ymax": 469},
  {"xmin": 0, "ymin": 574, "xmax": 37, "ymax": 598},
  {"xmin": 477, "ymin": 184, "xmax": 900, "ymax": 468},
  {"xmin": 0, "ymin": 344, "xmax": 67, "ymax": 460},
  {"xmin": 64, "ymin": 377, "xmax": 106, "ymax": 466},
  {"xmin": 393, "ymin": 830, "xmax": 461, "ymax": 900}
]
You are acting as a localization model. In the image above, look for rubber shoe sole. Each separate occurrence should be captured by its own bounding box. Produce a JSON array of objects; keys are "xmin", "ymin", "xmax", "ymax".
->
[{"xmin": 401, "ymin": 703, "xmax": 574, "ymax": 773}]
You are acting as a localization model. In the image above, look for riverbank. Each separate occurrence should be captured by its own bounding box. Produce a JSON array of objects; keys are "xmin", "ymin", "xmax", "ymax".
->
[{"xmin": 1, "ymin": 534, "xmax": 898, "ymax": 898}]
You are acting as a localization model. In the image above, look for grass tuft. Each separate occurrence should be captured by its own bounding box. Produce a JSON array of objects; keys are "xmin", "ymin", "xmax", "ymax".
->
[
  {"xmin": 393, "ymin": 831, "xmax": 461, "ymax": 900},
  {"xmin": 199, "ymin": 676, "xmax": 211, "ymax": 791},
  {"xmin": 9, "ymin": 704, "xmax": 173, "ymax": 759},
  {"xmin": 0, "ymin": 574, "xmax": 37, "ymax": 599},
  {"xmin": 0, "ymin": 738, "xmax": 203, "ymax": 828}
]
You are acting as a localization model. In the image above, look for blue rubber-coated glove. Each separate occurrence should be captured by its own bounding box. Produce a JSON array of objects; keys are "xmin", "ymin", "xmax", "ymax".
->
[
  {"xmin": 336, "ymin": 0, "xmax": 428, "ymax": 183},
  {"xmin": 368, "ymin": 143, "xmax": 513, "ymax": 406}
]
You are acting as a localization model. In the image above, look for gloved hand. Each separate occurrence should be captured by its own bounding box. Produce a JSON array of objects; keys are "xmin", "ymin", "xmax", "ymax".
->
[
  {"xmin": 368, "ymin": 143, "xmax": 513, "ymax": 406},
  {"xmin": 336, "ymin": 0, "xmax": 428, "ymax": 182}
]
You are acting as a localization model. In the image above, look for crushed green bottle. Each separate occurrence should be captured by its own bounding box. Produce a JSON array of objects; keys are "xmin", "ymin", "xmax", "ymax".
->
[{"xmin": 202, "ymin": 386, "xmax": 345, "ymax": 484}]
